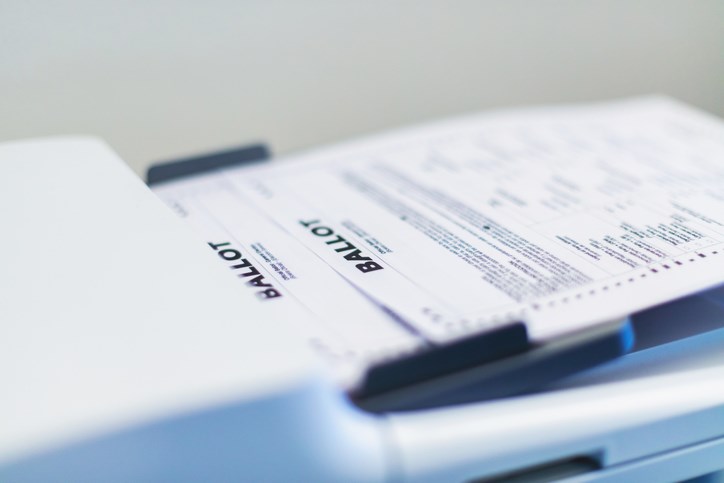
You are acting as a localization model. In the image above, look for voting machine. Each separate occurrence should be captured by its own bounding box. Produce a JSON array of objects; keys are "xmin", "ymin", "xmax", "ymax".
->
[
  {"xmin": 4, "ymin": 97, "xmax": 724, "ymax": 482},
  {"xmin": 1, "ymin": 137, "xmax": 723, "ymax": 482}
]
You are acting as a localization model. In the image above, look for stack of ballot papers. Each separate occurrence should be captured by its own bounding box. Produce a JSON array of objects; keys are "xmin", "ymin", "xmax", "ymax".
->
[{"xmin": 151, "ymin": 97, "xmax": 724, "ymax": 389}]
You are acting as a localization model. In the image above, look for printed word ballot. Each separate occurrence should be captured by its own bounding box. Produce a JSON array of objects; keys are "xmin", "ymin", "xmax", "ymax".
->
[{"xmin": 152, "ymin": 97, "xmax": 724, "ymax": 386}]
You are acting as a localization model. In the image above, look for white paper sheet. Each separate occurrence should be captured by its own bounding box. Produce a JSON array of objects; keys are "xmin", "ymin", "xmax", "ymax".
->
[
  {"xmin": 153, "ymin": 96, "xmax": 724, "ymax": 378},
  {"xmin": 153, "ymin": 175, "xmax": 422, "ymax": 387}
]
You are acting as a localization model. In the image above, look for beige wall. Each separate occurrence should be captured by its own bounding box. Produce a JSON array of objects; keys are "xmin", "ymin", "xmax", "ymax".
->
[{"xmin": 2, "ymin": 0, "xmax": 723, "ymax": 176}]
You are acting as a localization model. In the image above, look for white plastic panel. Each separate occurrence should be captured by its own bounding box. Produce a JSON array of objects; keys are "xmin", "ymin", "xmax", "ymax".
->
[{"xmin": 0, "ymin": 137, "xmax": 320, "ymax": 464}]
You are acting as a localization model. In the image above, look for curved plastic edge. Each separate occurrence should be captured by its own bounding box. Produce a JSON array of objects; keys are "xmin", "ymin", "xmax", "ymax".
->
[{"xmin": 0, "ymin": 376, "xmax": 393, "ymax": 483}]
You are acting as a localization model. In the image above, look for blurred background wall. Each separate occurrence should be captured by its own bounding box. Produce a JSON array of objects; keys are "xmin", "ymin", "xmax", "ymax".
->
[{"xmin": 2, "ymin": 0, "xmax": 723, "ymax": 176}]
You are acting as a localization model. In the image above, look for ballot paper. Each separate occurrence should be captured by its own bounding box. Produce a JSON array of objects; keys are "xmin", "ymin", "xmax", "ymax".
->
[
  {"xmin": 152, "ymin": 175, "xmax": 423, "ymax": 387},
  {"xmin": 153, "ymin": 96, "xmax": 724, "ymax": 383}
]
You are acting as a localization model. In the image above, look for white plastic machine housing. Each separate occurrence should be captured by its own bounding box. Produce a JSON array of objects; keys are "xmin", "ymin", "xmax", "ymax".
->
[{"xmin": 1, "ymin": 137, "xmax": 724, "ymax": 482}]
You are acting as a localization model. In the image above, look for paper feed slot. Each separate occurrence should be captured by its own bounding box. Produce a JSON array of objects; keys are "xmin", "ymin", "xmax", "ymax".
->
[
  {"xmin": 146, "ymin": 145, "xmax": 638, "ymax": 413},
  {"xmin": 355, "ymin": 322, "xmax": 530, "ymax": 397},
  {"xmin": 352, "ymin": 318, "xmax": 634, "ymax": 412}
]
